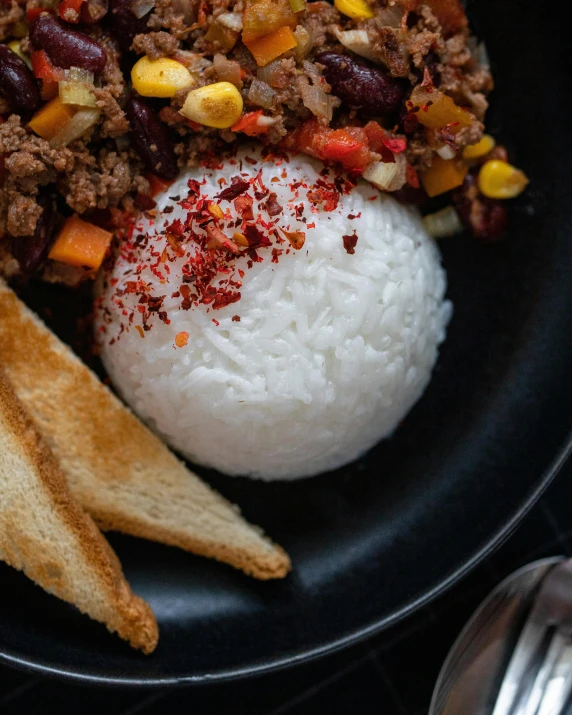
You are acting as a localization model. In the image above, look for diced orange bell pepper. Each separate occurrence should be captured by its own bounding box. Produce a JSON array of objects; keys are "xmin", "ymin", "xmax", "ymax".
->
[
  {"xmin": 28, "ymin": 96, "xmax": 76, "ymax": 141},
  {"xmin": 409, "ymin": 85, "xmax": 473, "ymax": 133},
  {"xmin": 242, "ymin": 0, "xmax": 297, "ymax": 45},
  {"xmin": 48, "ymin": 215, "xmax": 113, "ymax": 270},
  {"xmin": 204, "ymin": 21, "xmax": 239, "ymax": 52},
  {"xmin": 244, "ymin": 25, "xmax": 298, "ymax": 67},
  {"xmin": 421, "ymin": 155, "xmax": 468, "ymax": 197},
  {"xmin": 231, "ymin": 110, "xmax": 269, "ymax": 136},
  {"xmin": 58, "ymin": 0, "xmax": 84, "ymax": 21}
]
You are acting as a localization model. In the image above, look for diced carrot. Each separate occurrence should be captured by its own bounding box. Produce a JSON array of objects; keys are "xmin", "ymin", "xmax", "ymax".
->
[
  {"xmin": 48, "ymin": 215, "xmax": 113, "ymax": 270},
  {"xmin": 244, "ymin": 26, "xmax": 298, "ymax": 67},
  {"xmin": 58, "ymin": 0, "xmax": 84, "ymax": 21},
  {"xmin": 28, "ymin": 96, "xmax": 76, "ymax": 141},
  {"xmin": 242, "ymin": 0, "xmax": 297, "ymax": 45},
  {"xmin": 409, "ymin": 85, "xmax": 473, "ymax": 133},
  {"xmin": 421, "ymin": 155, "xmax": 468, "ymax": 197},
  {"xmin": 31, "ymin": 50, "xmax": 65, "ymax": 82},
  {"xmin": 146, "ymin": 173, "xmax": 174, "ymax": 198},
  {"xmin": 231, "ymin": 110, "xmax": 269, "ymax": 136}
]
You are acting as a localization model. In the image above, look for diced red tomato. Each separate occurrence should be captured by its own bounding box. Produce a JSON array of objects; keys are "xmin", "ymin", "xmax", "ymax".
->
[
  {"xmin": 231, "ymin": 110, "xmax": 269, "ymax": 137},
  {"xmin": 58, "ymin": 0, "xmax": 85, "ymax": 21},
  {"xmin": 31, "ymin": 50, "xmax": 65, "ymax": 82},
  {"xmin": 26, "ymin": 7, "xmax": 49, "ymax": 22}
]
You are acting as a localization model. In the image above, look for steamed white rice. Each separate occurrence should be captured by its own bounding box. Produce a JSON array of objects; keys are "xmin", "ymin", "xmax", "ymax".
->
[{"xmin": 96, "ymin": 150, "xmax": 451, "ymax": 480}]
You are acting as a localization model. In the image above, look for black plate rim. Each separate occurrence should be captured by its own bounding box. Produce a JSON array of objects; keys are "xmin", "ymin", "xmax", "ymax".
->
[{"xmin": 1, "ymin": 428, "xmax": 571, "ymax": 688}]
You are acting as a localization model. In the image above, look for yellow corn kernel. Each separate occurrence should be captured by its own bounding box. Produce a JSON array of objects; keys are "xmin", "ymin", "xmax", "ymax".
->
[
  {"xmin": 478, "ymin": 160, "xmax": 529, "ymax": 199},
  {"xmin": 180, "ymin": 82, "xmax": 243, "ymax": 129},
  {"xmin": 334, "ymin": 0, "xmax": 373, "ymax": 19},
  {"xmin": 8, "ymin": 40, "xmax": 32, "ymax": 68},
  {"xmin": 462, "ymin": 134, "xmax": 496, "ymax": 160},
  {"xmin": 131, "ymin": 56, "xmax": 195, "ymax": 99}
]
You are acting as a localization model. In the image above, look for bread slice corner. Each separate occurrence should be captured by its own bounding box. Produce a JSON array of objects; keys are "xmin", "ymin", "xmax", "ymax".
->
[
  {"xmin": 0, "ymin": 368, "xmax": 159, "ymax": 654},
  {"xmin": 0, "ymin": 279, "xmax": 291, "ymax": 580}
]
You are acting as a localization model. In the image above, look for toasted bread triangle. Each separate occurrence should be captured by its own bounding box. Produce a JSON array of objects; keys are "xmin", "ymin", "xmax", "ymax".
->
[
  {"xmin": 0, "ymin": 369, "xmax": 158, "ymax": 653},
  {"xmin": 0, "ymin": 280, "xmax": 290, "ymax": 580}
]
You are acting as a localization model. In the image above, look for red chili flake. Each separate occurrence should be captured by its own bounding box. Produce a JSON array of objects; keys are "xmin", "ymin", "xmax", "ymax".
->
[
  {"xmin": 307, "ymin": 221, "xmax": 316, "ymax": 229},
  {"xmin": 405, "ymin": 163, "xmax": 420, "ymax": 188},
  {"xmin": 382, "ymin": 136, "xmax": 407, "ymax": 154},
  {"xmin": 135, "ymin": 325, "xmax": 145, "ymax": 338},
  {"xmin": 213, "ymin": 290, "xmax": 241, "ymax": 310},
  {"xmin": 187, "ymin": 179, "xmax": 203, "ymax": 195},
  {"xmin": 281, "ymin": 229, "xmax": 306, "ymax": 250},
  {"xmin": 343, "ymin": 231, "xmax": 358, "ymax": 254},
  {"xmin": 238, "ymin": 269, "xmax": 245, "ymax": 278},
  {"xmin": 175, "ymin": 331, "xmax": 189, "ymax": 347},
  {"xmin": 180, "ymin": 284, "xmax": 193, "ymax": 310},
  {"xmin": 232, "ymin": 315, "xmax": 241, "ymax": 322},
  {"xmin": 215, "ymin": 178, "xmax": 250, "ymax": 201},
  {"xmin": 212, "ymin": 319, "xmax": 220, "ymax": 326},
  {"xmin": 244, "ymin": 156, "xmax": 257, "ymax": 165},
  {"xmin": 262, "ymin": 192, "xmax": 283, "ymax": 217},
  {"xmin": 271, "ymin": 248, "xmax": 283, "ymax": 263},
  {"xmin": 206, "ymin": 225, "xmax": 240, "ymax": 254},
  {"xmin": 244, "ymin": 223, "xmax": 272, "ymax": 249},
  {"xmin": 234, "ymin": 194, "xmax": 254, "ymax": 221}
]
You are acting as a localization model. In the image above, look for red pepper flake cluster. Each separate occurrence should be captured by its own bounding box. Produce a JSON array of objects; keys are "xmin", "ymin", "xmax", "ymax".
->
[
  {"xmin": 102, "ymin": 157, "xmax": 364, "ymax": 339},
  {"xmin": 343, "ymin": 231, "xmax": 359, "ymax": 255}
]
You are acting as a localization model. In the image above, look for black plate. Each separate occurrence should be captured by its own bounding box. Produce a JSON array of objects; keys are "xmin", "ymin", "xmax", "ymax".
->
[{"xmin": 1, "ymin": 0, "xmax": 572, "ymax": 686}]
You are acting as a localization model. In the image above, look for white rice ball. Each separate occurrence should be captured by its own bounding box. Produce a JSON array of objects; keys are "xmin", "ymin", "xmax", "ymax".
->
[{"xmin": 96, "ymin": 150, "xmax": 451, "ymax": 480}]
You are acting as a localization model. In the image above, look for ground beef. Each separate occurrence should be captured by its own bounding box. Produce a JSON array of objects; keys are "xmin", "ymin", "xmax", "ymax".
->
[
  {"xmin": 302, "ymin": 2, "xmax": 341, "ymax": 49},
  {"xmin": 93, "ymin": 88, "xmax": 130, "ymax": 139},
  {"xmin": 7, "ymin": 193, "xmax": 43, "ymax": 237},
  {"xmin": 0, "ymin": 0, "xmax": 24, "ymax": 42},
  {"xmin": 0, "ymin": 0, "xmax": 503, "ymax": 278},
  {"xmin": 131, "ymin": 31, "xmax": 181, "ymax": 58}
]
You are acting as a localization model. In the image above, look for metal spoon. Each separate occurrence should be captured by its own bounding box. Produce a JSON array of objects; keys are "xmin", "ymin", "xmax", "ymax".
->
[{"xmin": 429, "ymin": 556, "xmax": 564, "ymax": 715}]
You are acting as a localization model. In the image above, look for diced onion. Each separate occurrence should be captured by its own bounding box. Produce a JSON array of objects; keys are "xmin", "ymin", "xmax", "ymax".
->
[
  {"xmin": 248, "ymin": 79, "xmax": 275, "ymax": 109},
  {"xmin": 376, "ymin": 4, "xmax": 404, "ymax": 27},
  {"xmin": 65, "ymin": 67, "xmax": 95, "ymax": 85},
  {"xmin": 59, "ymin": 81, "xmax": 97, "ymax": 107},
  {"xmin": 436, "ymin": 144, "xmax": 456, "ymax": 160},
  {"xmin": 49, "ymin": 108, "xmax": 101, "ymax": 148},
  {"xmin": 298, "ymin": 78, "xmax": 336, "ymax": 121},
  {"xmin": 363, "ymin": 154, "xmax": 407, "ymax": 191},
  {"xmin": 293, "ymin": 25, "xmax": 313, "ymax": 61},
  {"xmin": 217, "ymin": 11, "xmax": 243, "ymax": 31},
  {"xmin": 257, "ymin": 60, "xmax": 282, "ymax": 86},
  {"xmin": 130, "ymin": 0, "xmax": 155, "ymax": 18},
  {"xmin": 174, "ymin": 51, "xmax": 212, "ymax": 72},
  {"xmin": 333, "ymin": 27, "xmax": 377, "ymax": 62},
  {"xmin": 213, "ymin": 53, "xmax": 242, "ymax": 87},
  {"xmin": 59, "ymin": 67, "xmax": 97, "ymax": 108},
  {"xmin": 423, "ymin": 206, "xmax": 463, "ymax": 238},
  {"xmin": 256, "ymin": 115, "xmax": 276, "ymax": 127}
]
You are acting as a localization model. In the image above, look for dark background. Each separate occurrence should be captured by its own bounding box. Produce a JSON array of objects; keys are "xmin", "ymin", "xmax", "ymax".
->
[{"xmin": 2, "ymin": 452, "xmax": 572, "ymax": 714}]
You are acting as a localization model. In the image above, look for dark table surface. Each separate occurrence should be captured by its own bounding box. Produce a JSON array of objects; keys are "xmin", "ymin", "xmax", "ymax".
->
[{"xmin": 2, "ymin": 451, "xmax": 572, "ymax": 715}]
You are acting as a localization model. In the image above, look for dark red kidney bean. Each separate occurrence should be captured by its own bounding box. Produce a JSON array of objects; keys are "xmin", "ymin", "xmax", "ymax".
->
[
  {"xmin": 11, "ymin": 198, "xmax": 59, "ymax": 274},
  {"xmin": 80, "ymin": 0, "xmax": 109, "ymax": 24},
  {"xmin": 453, "ymin": 172, "xmax": 508, "ymax": 242},
  {"xmin": 108, "ymin": 0, "xmax": 151, "ymax": 50},
  {"xmin": 125, "ymin": 95, "xmax": 178, "ymax": 180},
  {"xmin": 392, "ymin": 183, "xmax": 428, "ymax": 205},
  {"xmin": 316, "ymin": 52, "xmax": 407, "ymax": 116},
  {"xmin": 30, "ymin": 15, "xmax": 107, "ymax": 74},
  {"xmin": 0, "ymin": 46, "xmax": 41, "ymax": 112}
]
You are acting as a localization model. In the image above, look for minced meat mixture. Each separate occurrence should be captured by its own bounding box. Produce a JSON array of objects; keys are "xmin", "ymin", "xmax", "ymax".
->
[{"xmin": 0, "ymin": 0, "xmax": 524, "ymax": 282}]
